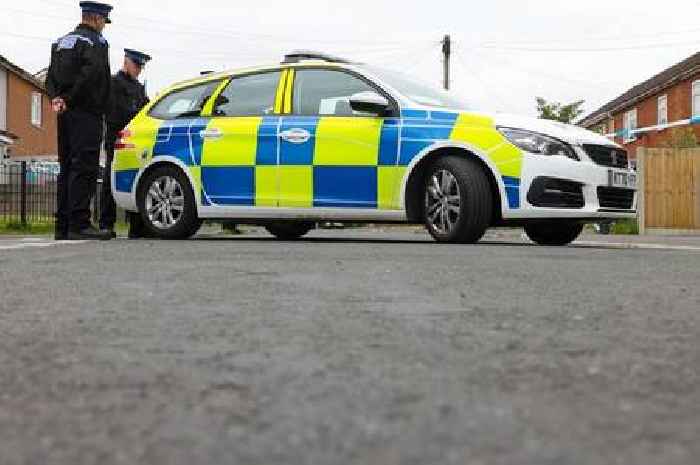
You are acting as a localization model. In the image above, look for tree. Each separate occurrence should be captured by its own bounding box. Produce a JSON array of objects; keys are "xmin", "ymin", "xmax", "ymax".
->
[{"xmin": 536, "ymin": 97, "xmax": 586, "ymax": 124}]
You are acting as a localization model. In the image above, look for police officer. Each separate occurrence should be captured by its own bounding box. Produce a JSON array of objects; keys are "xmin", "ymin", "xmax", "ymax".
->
[
  {"xmin": 46, "ymin": 1, "xmax": 113, "ymax": 240},
  {"xmin": 100, "ymin": 49, "xmax": 151, "ymax": 238}
]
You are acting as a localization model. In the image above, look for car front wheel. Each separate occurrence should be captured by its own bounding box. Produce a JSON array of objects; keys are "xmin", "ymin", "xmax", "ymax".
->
[
  {"xmin": 424, "ymin": 156, "xmax": 493, "ymax": 244},
  {"xmin": 524, "ymin": 221, "xmax": 584, "ymax": 246}
]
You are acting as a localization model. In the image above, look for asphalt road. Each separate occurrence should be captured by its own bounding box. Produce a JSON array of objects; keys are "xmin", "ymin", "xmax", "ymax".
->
[{"xmin": 1, "ymin": 229, "xmax": 700, "ymax": 465}]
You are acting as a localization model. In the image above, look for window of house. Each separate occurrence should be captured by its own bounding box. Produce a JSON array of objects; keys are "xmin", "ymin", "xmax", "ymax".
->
[
  {"xmin": 149, "ymin": 80, "xmax": 222, "ymax": 120},
  {"xmin": 31, "ymin": 92, "xmax": 42, "ymax": 127},
  {"xmin": 212, "ymin": 71, "xmax": 281, "ymax": 117},
  {"xmin": 657, "ymin": 95, "xmax": 668, "ymax": 125},
  {"xmin": 623, "ymin": 108, "xmax": 637, "ymax": 143},
  {"xmin": 693, "ymin": 80, "xmax": 700, "ymax": 118}
]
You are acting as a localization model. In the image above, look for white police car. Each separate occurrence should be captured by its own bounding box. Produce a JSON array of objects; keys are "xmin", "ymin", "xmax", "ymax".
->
[{"xmin": 113, "ymin": 51, "xmax": 637, "ymax": 245}]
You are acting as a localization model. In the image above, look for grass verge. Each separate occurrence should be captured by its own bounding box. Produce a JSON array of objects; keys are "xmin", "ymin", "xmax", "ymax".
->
[
  {"xmin": 0, "ymin": 221, "xmax": 55, "ymax": 235},
  {"xmin": 611, "ymin": 219, "xmax": 639, "ymax": 235}
]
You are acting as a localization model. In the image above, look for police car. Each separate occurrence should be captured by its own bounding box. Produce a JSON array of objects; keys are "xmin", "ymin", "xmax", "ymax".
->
[{"xmin": 112, "ymin": 51, "xmax": 637, "ymax": 245}]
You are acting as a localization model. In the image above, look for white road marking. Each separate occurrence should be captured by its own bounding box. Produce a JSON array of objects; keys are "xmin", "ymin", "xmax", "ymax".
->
[
  {"xmin": 0, "ymin": 239, "xmax": 87, "ymax": 251},
  {"xmin": 575, "ymin": 241, "xmax": 700, "ymax": 252}
]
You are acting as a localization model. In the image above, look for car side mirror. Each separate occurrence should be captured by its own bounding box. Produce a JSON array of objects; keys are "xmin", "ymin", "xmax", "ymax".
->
[{"xmin": 349, "ymin": 91, "xmax": 391, "ymax": 116}]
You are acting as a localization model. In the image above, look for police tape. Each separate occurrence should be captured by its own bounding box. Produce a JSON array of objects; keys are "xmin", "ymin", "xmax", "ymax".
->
[{"xmin": 605, "ymin": 116, "xmax": 700, "ymax": 139}]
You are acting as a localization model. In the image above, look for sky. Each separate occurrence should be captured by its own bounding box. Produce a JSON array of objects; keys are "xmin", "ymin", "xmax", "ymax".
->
[{"xmin": 2, "ymin": 0, "xmax": 700, "ymax": 119}]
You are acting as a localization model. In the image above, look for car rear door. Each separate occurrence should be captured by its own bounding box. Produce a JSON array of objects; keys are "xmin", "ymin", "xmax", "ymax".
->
[
  {"xmin": 278, "ymin": 68, "xmax": 401, "ymax": 210},
  {"xmin": 199, "ymin": 70, "xmax": 285, "ymax": 207}
]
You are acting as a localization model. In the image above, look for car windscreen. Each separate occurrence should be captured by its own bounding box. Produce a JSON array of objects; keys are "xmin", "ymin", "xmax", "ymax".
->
[{"xmin": 362, "ymin": 66, "xmax": 470, "ymax": 110}]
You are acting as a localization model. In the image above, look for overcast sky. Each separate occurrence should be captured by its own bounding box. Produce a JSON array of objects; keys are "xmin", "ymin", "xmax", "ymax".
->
[{"xmin": 2, "ymin": 0, "xmax": 700, "ymax": 119}]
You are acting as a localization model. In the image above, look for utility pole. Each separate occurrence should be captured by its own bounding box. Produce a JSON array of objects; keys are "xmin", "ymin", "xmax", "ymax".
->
[{"xmin": 442, "ymin": 34, "xmax": 451, "ymax": 91}]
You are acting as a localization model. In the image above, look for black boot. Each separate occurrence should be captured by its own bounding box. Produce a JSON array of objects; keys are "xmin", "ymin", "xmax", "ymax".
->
[
  {"xmin": 127, "ymin": 212, "xmax": 151, "ymax": 239},
  {"xmin": 99, "ymin": 225, "xmax": 118, "ymax": 239},
  {"xmin": 67, "ymin": 225, "xmax": 113, "ymax": 241},
  {"xmin": 54, "ymin": 224, "xmax": 69, "ymax": 241}
]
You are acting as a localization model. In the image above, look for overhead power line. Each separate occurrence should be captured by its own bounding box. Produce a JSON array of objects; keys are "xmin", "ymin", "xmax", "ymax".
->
[
  {"xmin": 27, "ymin": 0, "xmax": 430, "ymax": 47},
  {"xmin": 477, "ymin": 26, "xmax": 700, "ymax": 47},
  {"xmin": 462, "ymin": 48, "xmax": 626, "ymax": 92},
  {"xmin": 477, "ymin": 39, "xmax": 700, "ymax": 53}
]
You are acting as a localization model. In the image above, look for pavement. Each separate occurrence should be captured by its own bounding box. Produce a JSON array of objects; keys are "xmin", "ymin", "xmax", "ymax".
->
[{"xmin": 1, "ymin": 227, "xmax": 700, "ymax": 465}]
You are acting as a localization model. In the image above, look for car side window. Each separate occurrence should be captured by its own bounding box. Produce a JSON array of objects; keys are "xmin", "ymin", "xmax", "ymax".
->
[
  {"xmin": 292, "ymin": 69, "xmax": 379, "ymax": 116},
  {"xmin": 213, "ymin": 71, "xmax": 282, "ymax": 117},
  {"xmin": 149, "ymin": 80, "xmax": 221, "ymax": 120}
]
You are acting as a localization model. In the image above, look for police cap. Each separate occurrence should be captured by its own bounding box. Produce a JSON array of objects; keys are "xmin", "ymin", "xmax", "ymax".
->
[
  {"xmin": 124, "ymin": 49, "xmax": 152, "ymax": 67},
  {"xmin": 79, "ymin": 2, "xmax": 113, "ymax": 23}
]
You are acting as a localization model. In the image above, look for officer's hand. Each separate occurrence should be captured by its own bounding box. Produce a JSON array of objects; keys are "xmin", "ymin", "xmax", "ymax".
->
[{"xmin": 52, "ymin": 97, "xmax": 67, "ymax": 114}]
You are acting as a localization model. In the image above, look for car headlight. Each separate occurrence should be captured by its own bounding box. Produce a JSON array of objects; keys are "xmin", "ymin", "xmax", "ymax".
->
[{"xmin": 498, "ymin": 127, "xmax": 579, "ymax": 161}]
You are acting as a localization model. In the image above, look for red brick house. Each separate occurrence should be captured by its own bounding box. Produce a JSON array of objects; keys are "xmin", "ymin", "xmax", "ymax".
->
[
  {"xmin": 0, "ymin": 53, "xmax": 57, "ymax": 161},
  {"xmin": 580, "ymin": 51, "xmax": 700, "ymax": 163}
]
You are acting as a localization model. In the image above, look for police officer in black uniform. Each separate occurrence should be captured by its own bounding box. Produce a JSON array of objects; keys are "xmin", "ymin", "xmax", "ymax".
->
[
  {"xmin": 100, "ymin": 49, "xmax": 152, "ymax": 238},
  {"xmin": 46, "ymin": 1, "xmax": 113, "ymax": 240}
]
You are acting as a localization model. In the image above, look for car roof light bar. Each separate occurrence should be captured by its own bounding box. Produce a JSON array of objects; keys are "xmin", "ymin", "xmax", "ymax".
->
[{"xmin": 282, "ymin": 50, "xmax": 354, "ymax": 64}]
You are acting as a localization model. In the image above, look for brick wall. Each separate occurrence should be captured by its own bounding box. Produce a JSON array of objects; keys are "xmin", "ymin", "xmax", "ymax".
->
[
  {"xmin": 607, "ymin": 74, "xmax": 700, "ymax": 156},
  {"xmin": 6, "ymin": 71, "xmax": 57, "ymax": 159}
]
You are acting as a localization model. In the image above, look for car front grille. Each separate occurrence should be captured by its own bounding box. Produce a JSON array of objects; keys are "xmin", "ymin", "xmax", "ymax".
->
[
  {"xmin": 583, "ymin": 145, "xmax": 629, "ymax": 169},
  {"xmin": 598, "ymin": 187, "xmax": 635, "ymax": 210}
]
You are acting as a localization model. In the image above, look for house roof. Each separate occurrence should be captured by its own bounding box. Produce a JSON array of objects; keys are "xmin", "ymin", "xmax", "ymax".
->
[
  {"xmin": 0, "ymin": 53, "xmax": 46, "ymax": 91},
  {"xmin": 580, "ymin": 50, "xmax": 700, "ymax": 127}
]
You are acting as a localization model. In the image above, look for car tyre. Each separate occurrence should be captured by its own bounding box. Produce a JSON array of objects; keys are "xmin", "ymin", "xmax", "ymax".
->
[
  {"xmin": 265, "ymin": 222, "xmax": 315, "ymax": 240},
  {"xmin": 424, "ymin": 156, "xmax": 493, "ymax": 244},
  {"xmin": 524, "ymin": 221, "xmax": 584, "ymax": 246},
  {"xmin": 137, "ymin": 165, "xmax": 202, "ymax": 240}
]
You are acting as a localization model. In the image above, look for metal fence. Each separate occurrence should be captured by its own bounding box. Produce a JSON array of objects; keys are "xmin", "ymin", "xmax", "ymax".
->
[{"xmin": 0, "ymin": 161, "xmax": 59, "ymax": 224}]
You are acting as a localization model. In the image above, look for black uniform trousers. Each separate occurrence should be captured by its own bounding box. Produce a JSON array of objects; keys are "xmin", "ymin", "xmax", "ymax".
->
[
  {"xmin": 99, "ymin": 139, "xmax": 117, "ymax": 229},
  {"xmin": 56, "ymin": 109, "xmax": 103, "ymax": 233},
  {"xmin": 98, "ymin": 137, "xmax": 148, "ymax": 236}
]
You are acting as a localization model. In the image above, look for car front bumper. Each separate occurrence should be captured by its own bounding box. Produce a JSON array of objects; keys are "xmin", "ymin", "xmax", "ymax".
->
[{"xmin": 509, "ymin": 152, "xmax": 638, "ymax": 220}]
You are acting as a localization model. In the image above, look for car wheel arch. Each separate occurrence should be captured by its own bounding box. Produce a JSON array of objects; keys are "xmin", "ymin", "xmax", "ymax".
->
[
  {"xmin": 401, "ymin": 144, "xmax": 505, "ymax": 224},
  {"xmin": 134, "ymin": 157, "xmax": 199, "ymax": 214}
]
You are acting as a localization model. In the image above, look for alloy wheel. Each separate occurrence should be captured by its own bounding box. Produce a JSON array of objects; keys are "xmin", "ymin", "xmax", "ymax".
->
[
  {"xmin": 145, "ymin": 175, "xmax": 185, "ymax": 229},
  {"xmin": 425, "ymin": 169, "xmax": 462, "ymax": 235}
]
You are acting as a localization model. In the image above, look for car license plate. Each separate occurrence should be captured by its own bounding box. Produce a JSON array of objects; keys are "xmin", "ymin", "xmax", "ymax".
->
[{"xmin": 608, "ymin": 169, "xmax": 636, "ymax": 189}]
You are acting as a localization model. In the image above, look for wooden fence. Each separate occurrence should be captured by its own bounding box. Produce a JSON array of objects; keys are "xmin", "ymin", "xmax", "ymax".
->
[{"xmin": 637, "ymin": 148, "xmax": 700, "ymax": 234}]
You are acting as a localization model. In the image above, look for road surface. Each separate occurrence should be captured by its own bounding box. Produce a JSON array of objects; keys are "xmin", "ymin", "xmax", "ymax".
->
[{"xmin": 1, "ymin": 229, "xmax": 699, "ymax": 465}]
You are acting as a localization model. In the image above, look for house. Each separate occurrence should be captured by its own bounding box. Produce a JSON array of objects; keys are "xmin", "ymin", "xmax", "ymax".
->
[
  {"xmin": 579, "ymin": 51, "xmax": 700, "ymax": 162},
  {"xmin": 0, "ymin": 53, "xmax": 57, "ymax": 161}
]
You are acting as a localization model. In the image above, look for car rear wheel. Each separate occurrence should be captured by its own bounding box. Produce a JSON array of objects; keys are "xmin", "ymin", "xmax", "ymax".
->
[
  {"xmin": 265, "ymin": 222, "xmax": 315, "ymax": 240},
  {"xmin": 424, "ymin": 156, "xmax": 493, "ymax": 244},
  {"xmin": 138, "ymin": 165, "xmax": 202, "ymax": 240},
  {"xmin": 524, "ymin": 221, "xmax": 584, "ymax": 246}
]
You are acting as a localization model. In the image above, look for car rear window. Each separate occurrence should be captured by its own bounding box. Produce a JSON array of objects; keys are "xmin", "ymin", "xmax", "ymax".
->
[{"xmin": 149, "ymin": 80, "xmax": 222, "ymax": 120}]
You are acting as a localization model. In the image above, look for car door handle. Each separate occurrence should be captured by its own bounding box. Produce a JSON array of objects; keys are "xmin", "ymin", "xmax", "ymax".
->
[
  {"xmin": 199, "ymin": 128, "xmax": 223, "ymax": 140},
  {"xmin": 279, "ymin": 128, "xmax": 311, "ymax": 144}
]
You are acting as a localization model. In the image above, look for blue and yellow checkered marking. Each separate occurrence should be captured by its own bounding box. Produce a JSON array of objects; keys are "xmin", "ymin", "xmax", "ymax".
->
[
  {"xmin": 502, "ymin": 176, "xmax": 520, "ymax": 209},
  {"xmin": 280, "ymin": 117, "xmax": 318, "ymax": 165},
  {"xmin": 202, "ymin": 166, "xmax": 255, "ymax": 206},
  {"xmin": 153, "ymin": 118, "xmax": 208, "ymax": 166},
  {"xmin": 137, "ymin": 107, "xmax": 523, "ymax": 211},
  {"xmin": 398, "ymin": 110, "xmax": 460, "ymax": 166},
  {"xmin": 314, "ymin": 167, "xmax": 378, "ymax": 208},
  {"xmin": 256, "ymin": 117, "xmax": 280, "ymax": 165},
  {"xmin": 115, "ymin": 170, "xmax": 138, "ymax": 193},
  {"xmin": 172, "ymin": 114, "xmax": 403, "ymax": 209}
]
